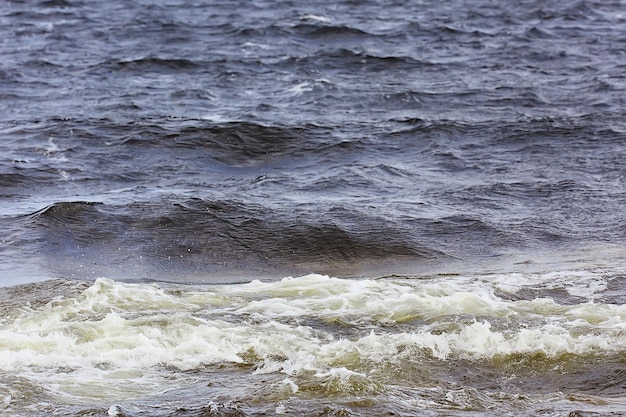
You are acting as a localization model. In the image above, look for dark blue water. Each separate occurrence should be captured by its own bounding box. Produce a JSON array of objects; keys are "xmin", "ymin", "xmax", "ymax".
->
[{"xmin": 1, "ymin": 0, "xmax": 625, "ymax": 415}]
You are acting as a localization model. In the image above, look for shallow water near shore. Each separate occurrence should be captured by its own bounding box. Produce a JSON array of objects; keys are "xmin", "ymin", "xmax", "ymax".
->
[{"xmin": 1, "ymin": 269, "xmax": 626, "ymax": 416}]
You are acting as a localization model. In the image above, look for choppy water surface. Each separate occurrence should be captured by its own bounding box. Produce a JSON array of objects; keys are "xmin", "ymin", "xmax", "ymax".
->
[
  {"xmin": 1, "ymin": 0, "xmax": 625, "ymax": 415},
  {"xmin": 2, "ymin": 272, "xmax": 626, "ymax": 416}
]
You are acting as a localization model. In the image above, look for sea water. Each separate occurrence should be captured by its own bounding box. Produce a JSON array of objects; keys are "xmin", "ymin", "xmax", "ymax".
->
[{"xmin": 1, "ymin": 0, "xmax": 625, "ymax": 415}]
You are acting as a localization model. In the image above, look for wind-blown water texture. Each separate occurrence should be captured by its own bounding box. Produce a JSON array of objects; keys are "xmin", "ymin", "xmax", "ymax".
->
[
  {"xmin": 1, "ymin": 0, "xmax": 626, "ymax": 281},
  {"xmin": 1, "ymin": 0, "xmax": 626, "ymax": 415}
]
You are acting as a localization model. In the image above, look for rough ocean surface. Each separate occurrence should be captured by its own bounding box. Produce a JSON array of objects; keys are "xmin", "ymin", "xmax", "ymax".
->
[{"xmin": 0, "ymin": 0, "xmax": 625, "ymax": 416}]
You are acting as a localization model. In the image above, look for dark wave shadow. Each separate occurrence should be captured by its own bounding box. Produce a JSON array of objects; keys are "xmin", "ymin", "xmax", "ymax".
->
[{"xmin": 16, "ymin": 199, "xmax": 448, "ymax": 282}]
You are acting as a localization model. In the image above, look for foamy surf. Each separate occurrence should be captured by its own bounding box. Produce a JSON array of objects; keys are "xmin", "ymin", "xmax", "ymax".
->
[{"xmin": 1, "ymin": 271, "xmax": 624, "ymax": 415}]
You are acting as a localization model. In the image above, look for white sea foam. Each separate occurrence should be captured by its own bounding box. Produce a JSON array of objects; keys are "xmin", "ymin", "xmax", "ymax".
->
[
  {"xmin": 0, "ymin": 272, "xmax": 624, "ymax": 402},
  {"xmin": 284, "ymin": 82, "xmax": 314, "ymax": 96},
  {"xmin": 300, "ymin": 14, "xmax": 331, "ymax": 23}
]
